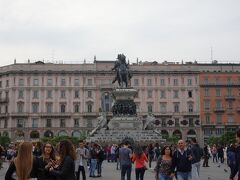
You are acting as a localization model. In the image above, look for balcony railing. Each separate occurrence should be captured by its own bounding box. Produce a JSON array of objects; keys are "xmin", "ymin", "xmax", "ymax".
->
[
  {"xmin": 225, "ymin": 96, "xmax": 236, "ymax": 100},
  {"xmin": 0, "ymin": 98, "xmax": 9, "ymax": 103},
  {"xmin": 214, "ymin": 108, "xmax": 225, "ymax": 112},
  {"xmin": 200, "ymin": 82, "xmax": 239, "ymax": 87}
]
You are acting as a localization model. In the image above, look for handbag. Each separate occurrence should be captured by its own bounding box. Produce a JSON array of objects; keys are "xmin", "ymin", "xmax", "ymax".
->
[{"xmin": 143, "ymin": 161, "xmax": 149, "ymax": 170}]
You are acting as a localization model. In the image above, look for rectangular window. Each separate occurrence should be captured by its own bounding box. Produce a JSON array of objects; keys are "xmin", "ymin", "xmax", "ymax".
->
[
  {"xmin": 134, "ymin": 79, "xmax": 139, "ymax": 86},
  {"xmin": 74, "ymin": 119, "xmax": 79, "ymax": 127},
  {"xmin": 61, "ymin": 78, "xmax": 66, "ymax": 86},
  {"xmin": 19, "ymin": 79, "xmax": 24, "ymax": 86},
  {"xmin": 160, "ymin": 103, "xmax": 166, "ymax": 113},
  {"xmin": 47, "ymin": 79, "xmax": 53, "ymax": 86},
  {"xmin": 188, "ymin": 103, "xmax": 193, "ymax": 112},
  {"xmin": 74, "ymin": 79, "xmax": 80, "ymax": 86},
  {"xmin": 60, "ymin": 104, "xmax": 66, "ymax": 113},
  {"xmin": 87, "ymin": 79, "xmax": 92, "ymax": 86},
  {"xmin": 205, "ymin": 115, "xmax": 210, "ymax": 124},
  {"xmin": 4, "ymin": 119, "xmax": 7, "ymax": 128},
  {"xmin": 227, "ymin": 101, "xmax": 233, "ymax": 109},
  {"xmin": 32, "ymin": 118, "xmax": 38, "ymax": 128},
  {"xmin": 227, "ymin": 78, "xmax": 232, "ymax": 84},
  {"xmin": 147, "ymin": 104, "xmax": 153, "ymax": 113},
  {"xmin": 46, "ymin": 103, "xmax": 52, "ymax": 113},
  {"xmin": 227, "ymin": 88, "xmax": 232, "ymax": 96},
  {"xmin": 160, "ymin": 90, "xmax": 166, "ymax": 98},
  {"xmin": 204, "ymin": 88, "xmax": 209, "ymax": 96},
  {"xmin": 216, "ymin": 128, "xmax": 224, "ymax": 135},
  {"xmin": 33, "ymin": 79, "xmax": 39, "ymax": 86},
  {"xmin": 173, "ymin": 79, "xmax": 178, "ymax": 86},
  {"xmin": 46, "ymin": 119, "xmax": 52, "ymax": 128},
  {"xmin": 147, "ymin": 90, "xmax": 152, "ymax": 98},
  {"xmin": 87, "ymin": 91, "xmax": 92, "ymax": 98},
  {"xmin": 188, "ymin": 91, "xmax": 192, "ymax": 98},
  {"xmin": 189, "ymin": 118, "xmax": 194, "ymax": 127},
  {"xmin": 47, "ymin": 90, "xmax": 52, "ymax": 98},
  {"xmin": 17, "ymin": 103, "xmax": 24, "ymax": 113},
  {"xmin": 173, "ymin": 90, "xmax": 179, "ymax": 98},
  {"xmin": 33, "ymin": 90, "xmax": 39, "ymax": 99},
  {"xmin": 6, "ymin": 80, "xmax": 9, "ymax": 87},
  {"xmin": 87, "ymin": 104, "xmax": 92, "ymax": 112},
  {"xmin": 74, "ymin": 104, "xmax": 79, "ymax": 113},
  {"xmin": 17, "ymin": 119, "xmax": 24, "ymax": 128},
  {"xmin": 216, "ymin": 88, "xmax": 221, "ymax": 97},
  {"xmin": 204, "ymin": 78, "xmax": 208, "ymax": 84},
  {"xmin": 175, "ymin": 118, "xmax": 179, "ymax": 127},
  {"xmin": 174, "ymin": 103, "xmax": 179, "ymax": 113},
  {"xmin": 147, "ymin": 79, "xmax": 152, "ymax": 86},
  {"xmin": 216, "ymin": 115, "xmax": 222, "ymax": 124},
  {"xmin": 161, "ymin": 119, "xmax": 166, "ymax": 127},
  {"xmin": 32, "ymin": 103, "xmax": 39, "ymax": 113},
  {"xmin": 18, "ymin": 90, "xmax": 24, "ymax": 99},
  {"xmin": 60, "ymin": 90, "xmax": 66, "ymax": 98},
  {"xmin": 75, "ymin": 90, "xmax": 79, "ymax": 98},
  {"xmin": 216, "ymin": 100, "xmax": 222, "ymax": 109},
  {"xmin": 60, "ymin": 119, "xmax": 65, "ymax": 128},
  {"xmin": 204, "ymin": 100, "xmax": 210, "ymax": 110},
  {"xmin": 187, "ymin": 79, "xmax": 192, "ymax": 86},
  {"xmin": 160, "ymin": 79, "xmax": 165, "ymax": 86},
  {"xmin": 228, "ymin": 115, "xmax": 234, "ymax": 123}
]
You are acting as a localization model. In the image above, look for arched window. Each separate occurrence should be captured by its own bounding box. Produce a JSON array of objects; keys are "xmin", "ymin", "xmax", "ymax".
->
[{"xmin": 87, "ymin": 104, "xmax": 92, "ymax": 113}]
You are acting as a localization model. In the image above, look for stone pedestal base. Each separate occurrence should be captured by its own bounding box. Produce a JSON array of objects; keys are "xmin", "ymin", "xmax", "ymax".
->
[{"xmin": 108, "ymin": 116, "xmax": 142, "ymax": 130}]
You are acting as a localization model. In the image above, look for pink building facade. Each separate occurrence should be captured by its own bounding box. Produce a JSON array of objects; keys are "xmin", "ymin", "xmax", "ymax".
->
[{"xmin": 0, "ymin": 60, "xmax": 239, "ymax": 143}]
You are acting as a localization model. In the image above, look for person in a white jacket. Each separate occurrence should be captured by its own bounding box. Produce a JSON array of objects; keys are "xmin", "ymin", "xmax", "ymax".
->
[{"xmin": 75, "ymin": 140, "xmax": 89, "ymax": 180}]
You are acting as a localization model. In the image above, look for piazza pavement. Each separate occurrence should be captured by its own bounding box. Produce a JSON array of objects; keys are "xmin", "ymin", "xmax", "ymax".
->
[{"xmin": 0, "ymin": 159, "xmax": 230, "ymax": 180}]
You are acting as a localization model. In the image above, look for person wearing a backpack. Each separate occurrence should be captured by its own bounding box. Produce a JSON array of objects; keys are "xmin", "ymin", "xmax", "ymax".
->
[
  {"xmin": 230, "ymin": 129, "xmax": 240, "ymax": 180},
  {"xmin": 227, "ymin": 144, "xmax": 236, "ymax": 180},
  {"xmin": 190, "ymin": 138, "xmax": 203, "ymax": 180}
]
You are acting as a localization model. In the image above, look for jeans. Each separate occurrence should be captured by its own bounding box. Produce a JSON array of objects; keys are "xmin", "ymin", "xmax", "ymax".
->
[
  {"xmin": 76, "ymin": 165, "xmax": 86, "ymax": 180},
  {"xmin": 97, "ymin": 161, "xmax": 102, "ymax": 175},
  {"xmin": 177, "ymin": 172, "xmax": 191, "ymax": 180},
  {"xmin": 116, "ymin": 158, "xmax": 121, "ymax": 170},
  {"xmin": 192, "ymin": 162, "xmax": 200, "ymax": 180},
  {"xmin": 158, "ymin": 174, "xmax": 173, "ymax": 180},
  {"xmin": 135, "ymin": 167, "xmax": 145, "ymax": 180},
  {"xmin": 89, "ymin": 159, "xmax": 97, "ymax": 176},
  {"xmin": 121, "ymin": 164, "xmax": 132, "ymax": 180},
  {"xmin": 212, "ymin": 154, "xmax": 218, "ymax": 163}
]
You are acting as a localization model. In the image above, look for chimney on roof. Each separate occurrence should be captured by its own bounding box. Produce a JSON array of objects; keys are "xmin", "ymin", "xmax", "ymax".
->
[
  {"xmin": 28, "ymin": 59, "xmax": 30, "ymax": 63},
  {"xmin": 84, "ymin": 59, "xmax": 86, "ymax": 64},
  {"xmin": 14, "ymin": 58, "xmax": 16, "ymax": 64},
  {"xmin": 137, "ymin": 58, "xmax": 139, "ymax": 64},
  {"xmin": 94, "ymin": 55, "xmax": 96, "ymax": 61}
]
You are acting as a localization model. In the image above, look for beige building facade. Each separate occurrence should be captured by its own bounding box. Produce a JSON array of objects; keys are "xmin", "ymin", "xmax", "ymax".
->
[{"xmin": 0, "ymin": 60, "xmax": 239, "ymax": 144}]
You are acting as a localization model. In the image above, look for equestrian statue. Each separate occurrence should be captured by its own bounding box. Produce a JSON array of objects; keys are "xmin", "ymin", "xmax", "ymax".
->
[{"xmin": 112, "ymin": 54, "xmax": 132, "ymax": 88}]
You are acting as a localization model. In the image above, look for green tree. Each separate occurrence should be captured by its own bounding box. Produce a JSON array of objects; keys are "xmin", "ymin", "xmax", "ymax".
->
[{"xmin": 0, "ymin": 136, "xmax": 11, "ymax": 147}]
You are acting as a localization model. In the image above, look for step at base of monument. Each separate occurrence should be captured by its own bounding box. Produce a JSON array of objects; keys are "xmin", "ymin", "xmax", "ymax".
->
[{"xmin": 88, "ymin": 130, "xmax": 165, "ymax": 143}]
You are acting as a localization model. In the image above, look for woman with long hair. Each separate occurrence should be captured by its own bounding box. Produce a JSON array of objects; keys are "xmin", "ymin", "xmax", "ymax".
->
[
  {"xmin": 49, "ymin": 140, "xmax": 76, "ymax": 180},
  {"xmin": 132, "ymin": 144, "xmax": 148, "ymax": 180},
  {"xmin": 154, "ymin": 145, "xmax": 174, "ymax": 180},
  {"xmin": 5, "ymin": 141, "xmax": 34, "ymax": 180},
  {"xmin": 37, "ymin": 143, "xmax": 56, "ymax": 180}
]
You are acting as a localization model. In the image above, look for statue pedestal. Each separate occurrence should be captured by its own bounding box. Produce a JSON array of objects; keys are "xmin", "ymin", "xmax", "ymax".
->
[{"xmin": 108, "ymin": 116, "xmax": 142, "ymax": 130}]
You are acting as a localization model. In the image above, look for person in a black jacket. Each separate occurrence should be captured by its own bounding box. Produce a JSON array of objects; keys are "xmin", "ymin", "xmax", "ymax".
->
[
  {"xmin": 37, "ymin": 143, "xmax": 56, "ymax": 180},
  {"xmin": 49, "ymin": 140, "xmax": 76, "ymax": 180},
  {"xmin": 190, "ymin": 138, "xmax": 203, "ymax": 180},
  {"xmin": 171, "ymin": 140, "xmax": 192, "ymax": 180},
  {"xmin": 230, "ymin": 129, "xmax": 240, "ymax": 180}
]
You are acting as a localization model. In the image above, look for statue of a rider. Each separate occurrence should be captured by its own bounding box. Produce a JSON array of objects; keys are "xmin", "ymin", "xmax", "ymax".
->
[{"xmin": 112, "ymin": 54, "xmax": 132, "ymax": 88}]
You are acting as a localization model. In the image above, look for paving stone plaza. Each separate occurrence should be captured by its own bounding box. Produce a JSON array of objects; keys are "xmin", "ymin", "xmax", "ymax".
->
[{"xmin": 0, "ymin": 160, "xmax": 230, "ymax": 180}]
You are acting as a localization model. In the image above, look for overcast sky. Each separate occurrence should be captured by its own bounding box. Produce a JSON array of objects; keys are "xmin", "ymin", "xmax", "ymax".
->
[{"xmin": 0, "ymin": 0, "xmax": 240, "ymax": 65}]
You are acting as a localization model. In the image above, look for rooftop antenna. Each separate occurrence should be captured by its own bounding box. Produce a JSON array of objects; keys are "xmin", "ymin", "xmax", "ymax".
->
[
  {"xmin": 211, "ymin": 46, "xmax": 213, "ymax": 61},
  {"xmin": 14, "ymin": 58, "xmax": 16, "ymax": 64}
]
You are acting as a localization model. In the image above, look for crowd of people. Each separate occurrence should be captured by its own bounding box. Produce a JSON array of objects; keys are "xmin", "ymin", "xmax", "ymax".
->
[{"xmin": 0, "ymin": 129, "xmax": 240, "ymax": 180}]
